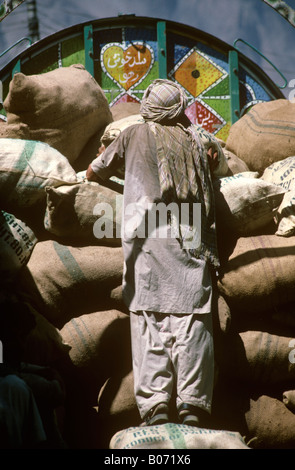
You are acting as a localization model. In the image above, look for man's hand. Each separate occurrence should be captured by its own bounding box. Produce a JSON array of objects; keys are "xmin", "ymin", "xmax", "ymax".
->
[
  {"xmin": 86, "ymin": 164, "xmax": 100, "ymax": 181},
  {"xmin": 207, "ymin": 146, "xmax": 219, "ymax": 172},
  {"xmin": 86, "ymin": 144, "xmax": 106, "ymax": 182}
]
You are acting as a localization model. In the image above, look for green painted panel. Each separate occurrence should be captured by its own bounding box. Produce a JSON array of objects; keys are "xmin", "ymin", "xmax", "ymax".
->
[{"xmin": 62, "ymin": 35, "xmax": 85, "ymax": 67}]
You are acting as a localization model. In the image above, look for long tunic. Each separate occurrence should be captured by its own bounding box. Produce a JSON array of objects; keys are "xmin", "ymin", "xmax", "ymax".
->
[{"xmin": 90, "ymin": 122, "xmax": 212, "ymax": 314}]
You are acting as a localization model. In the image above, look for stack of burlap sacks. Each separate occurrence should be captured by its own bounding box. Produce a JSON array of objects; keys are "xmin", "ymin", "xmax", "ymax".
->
[{"xmin": 1, "ymin": 64, "xmax": 295, "ymax": 449}]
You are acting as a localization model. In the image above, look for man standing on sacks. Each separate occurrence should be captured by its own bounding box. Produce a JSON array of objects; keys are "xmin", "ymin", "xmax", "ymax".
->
[{"xmin": 86, "ymin": 79, "xmax": 220, "ymax": 427}]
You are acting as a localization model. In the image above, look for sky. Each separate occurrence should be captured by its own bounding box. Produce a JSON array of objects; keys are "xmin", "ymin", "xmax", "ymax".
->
[{"xmin": 0, "ymin": 0, "xmax": 294, "ymax": 98}]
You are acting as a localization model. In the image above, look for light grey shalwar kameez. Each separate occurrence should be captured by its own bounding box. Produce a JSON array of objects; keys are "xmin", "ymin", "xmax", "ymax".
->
[{"xmin": 90, "ymin": 121, "xmax": 216, "ymax": 419}]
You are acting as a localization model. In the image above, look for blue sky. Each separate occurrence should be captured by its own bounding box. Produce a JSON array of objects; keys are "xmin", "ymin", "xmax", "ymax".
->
[{"xmin": 0, "ymin": 0, "xmax": 294, "ymax": 98}]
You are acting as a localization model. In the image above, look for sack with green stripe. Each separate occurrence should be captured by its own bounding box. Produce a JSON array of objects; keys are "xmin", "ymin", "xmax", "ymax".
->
[
  {"xmin": 225, "ymin": 100, "xmax": 295, "ymax": 174},
  {"xmin": 44, "ymin": 180, "xmax": 123, "ymax": 245},
  {"xmin": 217, "ymin": 330, "xmax": 295, "ymax": 384},
  {"xmin": 0, "ymin": 138, "xmax": 77, "ymax": 215},
  {"xmin": 109, "ymin": 423, "xmax": 249, "ymax": 449},
  {"xmin": 3, "ymin": 65, "xmax": 113, "ymax": 164},
  {"xmin": 18, "ymin": 240, "xmax": 124, "ymax": 328},
  {"xmin": 218, "ymin": 233, "xmax": 295, "ymax": 316}
]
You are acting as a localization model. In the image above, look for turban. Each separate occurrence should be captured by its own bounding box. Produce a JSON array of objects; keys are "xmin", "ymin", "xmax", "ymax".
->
[{"xmin": 140, "ymin": 79, "xmax": 188, "ymax": 123}]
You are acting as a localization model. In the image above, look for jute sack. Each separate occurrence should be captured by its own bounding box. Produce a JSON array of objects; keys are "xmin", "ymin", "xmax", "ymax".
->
[
  {"xmin": 217, "ymin": 234, "xmax": 295, "ymax": 315},
  {"xmin": 225, "ymin": 99, "xmax": 295, "ymax": 174},
  {"xmin": 17, "ymin": 241, "xmax": 124, "ymax": 328},
  {"xmin": 59, "ymin": 309, "xmax": 131, "ymax": 384},
  {"xmin": 0, "ymin": 210, "xmax": 37, "ymax": 278},
  {"xmin": 3, "ymin": 64, "xmax": 113, "ymax": 163},
  {"xmin": 101, "ymin": 114, "xmax": 145, "ymax": 147},
  {"xmin": 44, "ymin": 180, "xmax": 123, "ymax": 245},
  {"xmin": 282, "ymin": 390, "xmax": 295, "ymax": 413},
  {"xmin": 261, "ymin": 156, "xmax": 295, "ymax": 237},
  {"xmin": 0, "ymin": 138, "xmax": 77, "ymax": 214},
  {"xmin": 213, "ymin": 173, "xmax": 285, "ymax": 234},
  {"xmin": 59, "ymin": 309, "xmax": 135, "ymax": 449},
  {"xmin": 245, "ymin": 394, "xmax": 295, "ymax": 449},
  {"xmin": 0, "ymin": 120, "xmax": 30, "ymax": 139},
  {"xmin": 223, "ymin": 148, "xmax": 250, "ymax": 175},
  {"xmin": 24, "ymin": 303, "xmax": 71, "ymax": 368},
  {"xmin": 110, "ymin": 102, "xmax": 141, "ymax": 121},
  {"xmin": 217, "ymin": 330, "xmax": 295, "ymax": 384},
  {"xmin": 109, "ymin": 423, "xmax": 249, "ymax": 449}
]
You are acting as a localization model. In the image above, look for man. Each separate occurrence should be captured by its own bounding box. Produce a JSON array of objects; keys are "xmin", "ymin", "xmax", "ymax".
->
[{"xmin": 86, "ymin": 79, "xmax": 219, "ymax": 427}]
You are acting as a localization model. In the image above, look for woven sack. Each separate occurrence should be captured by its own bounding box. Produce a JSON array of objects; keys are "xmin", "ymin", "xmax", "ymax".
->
[
  {"xmin": 101, "ymin": 114, "xmax": 145, "ymax": 147},
  {"xmin": 217, "ymin": 330, "xmax": 295, "ymax": 384},
  {"xmin": 0, "ymin": 138, "xmax": 77, "ymax": 215},
  {"xmin": 3, "ymin": 64, "xmax": 113, "ymax": 163},
  {"xmin": 245, "ymin": 394, "xmax": 295, "ymax": 449},
  {"xmin": 110, "ymin": 102, "xmax": 141, "ymax": 121},
  {"xmin": 282, "ymin": 390, "xmax": 295, "ymax": 413},
  {"xmin": 109, "ymin": 423, "xmax": 249, "ymax": 449},
  {"xmin": 217, "ymin": 234, "xmax": 295, "ymax": 315},
  {"xmin": 225, "ymin": 99, "xmax": 295, "ymax": 174},
  {"xmin": 223, "ymin": 148, "xmax": 250, "ymax": 175},
  {"xmin": 24, "ymin": 303, "xmax": 71, "ymax": 367},
  {"xmin": 262, "ymin": 156, "xmax": 295, "ymax": 237},
  {"xmin": 17, "ymin": 241, "xmax": 124, "ymax": 328},
  {"xmin": 60, "ymin": 309, "xmax": 130, "ymax": 384},
  {"xmin": 213, "ymin": 172, "xmax": 285, "ymax": 234},
  {"xmin": 0, "ymin": 210, "xmax": 37, "ymax": 279},
  {"xmin": 44, "ymin": 180, "xmax": 123, "ymax": 245},
  {"xmin": 0, "ymin": 120, "xmax": 30, "ymax": 139}
]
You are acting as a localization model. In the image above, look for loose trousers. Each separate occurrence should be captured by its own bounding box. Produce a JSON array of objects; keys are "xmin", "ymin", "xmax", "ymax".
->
[{"xmin": 130, "ymin": 310, "xmax": 214, "ymax": 420}]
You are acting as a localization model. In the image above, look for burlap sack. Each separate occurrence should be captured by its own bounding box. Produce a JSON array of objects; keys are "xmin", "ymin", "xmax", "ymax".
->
[
  {"xmin": 17, "ymin": 241, "xmax": 125, "ymax": 328},
  {"xmin": 97, "ymin": 370, "xmax": 136, "ymax": 420},
  {"xmin": 3, "ymin": 64, "xmax": 113, "ymax": 163},
  {"xmin": 44, "ymin": 180, "xmax": 123, "ymax": 245},
  {"xmin": 0, "ymin": 210, "xmax": 37, "ymax": 279},
  {"xmin": 217, "ymin": 330, "xmax": 295, "ymax": 384},
  {"xmin": 225, "ymin": 99, "xmax": 295, "ymax": 174},
  {"xmin": 282, "ymin": 390, "xmax": 295, "ymax": 413},
  {"xmin": 0, "ymin": 120, "xmax": 30, "ymax": 139},
  {"xmin": 222, "ymin": 148, "xmax": 250, "ymax": 175},
  {"xmin": 59, "ymin": 309, "xmax": 130, "ymax": 381},
  {"xmin": 59, "ymin": 309, "xmax": 135, "ymax": 448},
  {"xmin": 101, "ymin": 114, "xmax": 145, "ymax": 147},
  {"xmin": 213, "ymin": 173, "xmax": 285, "ymax": 234},
  {"xmin": 24, "ymin": 303, "xmax": 71, "ymax": 368},
  {"xmin": 110, "ymin": 102, "xmax": 141, "ymax": 121},
  {"xmin": 213, "ymin": 379, "xmax": 295, "ymax": 449},
  {"xmin": 0, "ymin": 138, "xmax": 77, "ymax": 215},
  {"xmin": 217, "ymin": 234, "xmax": 295, "ymax": 315},
  {"xmin": 245, "ymin": 394, "xmax": 295, "ymax": 449},
  {"xmin": 109, "ymin": 423, "xmax": 249, "ymax": 449},
  {"xmin": 83, "ymin": 101, "xmax": 140, "ymax": 174},
  {"xmin": 261, "ymin": 156, "xmax": 295, "ymax": 237}
]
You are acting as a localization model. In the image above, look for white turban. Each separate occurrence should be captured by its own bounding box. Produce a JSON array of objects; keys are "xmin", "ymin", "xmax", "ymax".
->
[{"xmin": 140, "ymin": 79, "xmax": 188, "ymax": 122}]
